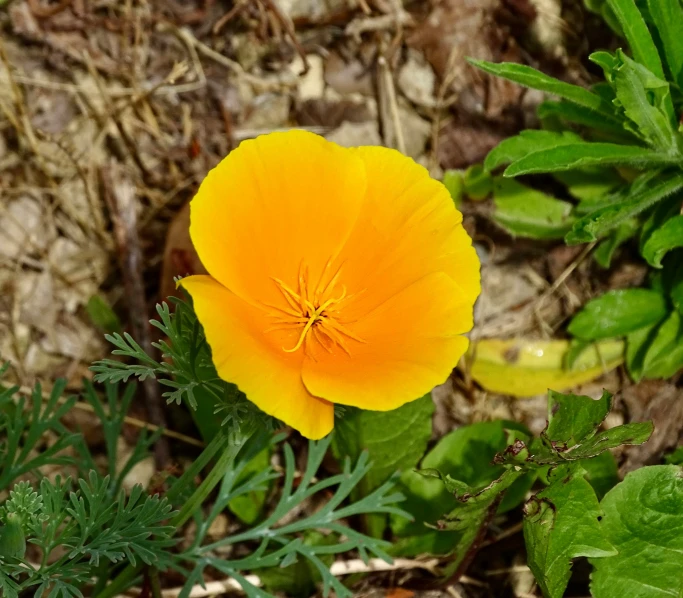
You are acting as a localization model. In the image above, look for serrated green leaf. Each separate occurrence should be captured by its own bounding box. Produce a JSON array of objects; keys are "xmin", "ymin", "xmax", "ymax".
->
[
  {"xmin": 590, "ymin": 51, "xmax": 620, "ymax": 83},
  {"xmin": 613, "ymin": 51, "xmax": 677, "ymax": 151},
  {"xmin": 594, "ymin": 218, "xmax": 639, "ymax": 268},
  {"xmin": 568, "ymin": 288, "xmax": 669, "ymax": 340},
  {"xmin": 546, "ymin": 390, "xmax": 611, "ymax": 446},
  {"xmin": 590, "ymin": 465, "xmax": 683, "ymax": 598},
  {"xmin": 566, "ymin": 172, "xmax": 683, "ymax": 243},
  {"xmin": 646, "ymin": 0, "xmax": 683, "ymax": 87},
  {"xmin": 560, "ymin": 422, "xmax": 653, "ymax": 461},
  {"xmin": 524, "ymin": 465, "xmax": 616, "ymax": 598},
  {"xmin": 642, "ymin": 214, "xmax": 683, "ymax": 267},
  {"xmin": 463, "ymin": 164, "xmax": 493, "ymax": 199},
  {"xmin": 505, "ymin": 143, "xmax": 678, "ymax": 178},
  {"xmin": 469, "ymin": 59, "xmax": 618, "ymax": 118},
  {"xmin": 640, "ymin": 310, "xmax": 683, "ymax": 378},
  {"xmin": 607, "ymin": 0, "xmax": 666, "ymax": 79},
  {"xmin": 484, "ymin": 130, "xmax": 582, "ymax": 172},
  {"xmin": 491, "ymin": 178, "xmax": 574, "ymax": 239}
]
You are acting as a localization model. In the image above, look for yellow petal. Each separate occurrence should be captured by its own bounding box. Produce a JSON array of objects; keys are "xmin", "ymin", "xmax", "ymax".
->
[
  {"xmin": 181, "ymin": 275, "xmax": 334, "ymax": 439},
  {"xmin": 189, "ymin": 130, "xmax": 367, "ymax": 308},
  {"xmin": 334, "ymin": 145, "xmax": 480, "ymax": 320},
  {"xmin": 302, "ymin": 272, "xmax": 471, "ymax": 410},
  {"xmin": 469, "ymin": 338, "xmax": 625, "ymax": 398}
]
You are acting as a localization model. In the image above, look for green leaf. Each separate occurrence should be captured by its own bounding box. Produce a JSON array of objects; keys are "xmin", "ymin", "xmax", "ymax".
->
[
  {"xmin": 463, "ymin": 164, "xmax": 493, "ymax": 199},
  {"xmin": 556, "ymin": 422, "xmax": 653, "ymax": 461},
  {"xmin": 546, "ymin": 390, "xmax": 611, "ymax": 446},
  {"xmin": 504, "ymin": 143, "xmax": 678, "ymax": 178},
  {"xmin": 590, "ymin": 51, "xmax": 620, "ymax": 83},
  {"xmin": 469, "ymin": 59, "xmax": 618, "ymax": 118},
  {"xmin": 537, "ymin": 100, "xmax": 634, "ymax": 142},
  {"xmin": 393, "ymin": 420, "xmax": 532, "ymax": 539},
  {"xmin": 491, "ymin": 178, "xmax": 574, "ymax": 239},
  {"xmin": 666, "ymin": 256, "xmax": 683, "ymax": 314},
  {"xmin": 524, "ymin": 465, "xmax": 616, "ymax": 598},
  {"xmin": 639, "ymin": 192, "xmax": 681, "ymax": 255},
  {"xmin": 568, "ymin": 288, "xmax": 669, "ymax": 340},
  {"xmin": 646, "ymin": 0, "xmax": 683, "ymax": 87},
  {"xmin": 86, "ymin": 295, "xmax": 122, "ymax": 335},
  {"xmin": 552, "ymin": 168, "xmax": 624, "ymax": 202},
  {"xmin": 642, "ymin": 214, "xmax": 683, "ymax": 267},
  {"xmin": 641, "ymin": 310, "xmax": 683, "ymax": 378},
  {"xmin": 626, "ymin": 321, "xmax": 660, "ymax": 381},
  {"xmin": 594, "ymin": 218, "xmax": 639, "ymax": 268},
  {"xmin": 442, "ymin": 170, "xmax": 464, "ymax": 207},
  {"xmin": 332, "ymin": 395, "xmax": 433, "ymax": 497},
  {"xmin": 607, "ymin": 0, "xmax": 666, "ymax": 79},
  {"xmin": 566, "ymin": 172, "xmax": 683, "ymax": 243},
  {"xmin": 581, "ymin": 450, "xmax": 619, "ymax": 501},
  {"xmin": 227, "ymin": 447, "xmax": 270, "ymax": 525},
  {"xmin": 613, "ymin": 51, "xmax": 676, "ymax": 151},
  {"xmin": 590, "ymin": 465, "xmax": 683, "ymax": 598},
  {"xmin": 485, "ymin": 130, "xmax": 582, "ymax": 172},
  {"xmin": 0, "ymin": 513, "xmax": 26, "ymax": 559}
]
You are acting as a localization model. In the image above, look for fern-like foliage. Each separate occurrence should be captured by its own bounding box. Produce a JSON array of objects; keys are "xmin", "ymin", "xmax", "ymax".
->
[
  {"xmin": 177, "ymin": 436, "xmax": 409, "ymax": 598},
  {"xmin": 90, "ymin": 296, "xmax": 276, "ymax": 441}
]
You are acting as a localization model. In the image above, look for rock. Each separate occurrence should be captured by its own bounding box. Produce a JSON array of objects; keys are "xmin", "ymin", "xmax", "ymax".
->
[
  {"xmin": 398, "ymin": 106, "xmax": 431, "ymax": 158},
  {"xmin": 0, "ymin": 196, "xmax": 51, "ymax": 259},
  {"xmin": 17, "ymin": 271, "xmax": 58, "ymax": 333},
  {"xmin": 278, "ymin": 0, "xmax": 347, "ymax": 24},
  {"xmin": 324, "ymin": 51, "xmax": 375, "ymax": 97},
  {"xmin": 326, "ymin": 121, "xmax": 382, "ymax": 148},
  {"xmin": 398, "ymin": 50, "xmax": 437, "ymax": 108},
  {"xmin": 242, "ymin": 93, "xmax": 291, "ymax": 129},
  {"xmin": 291, "ymin": 54, "xmax": 325, "ymax": 100}
]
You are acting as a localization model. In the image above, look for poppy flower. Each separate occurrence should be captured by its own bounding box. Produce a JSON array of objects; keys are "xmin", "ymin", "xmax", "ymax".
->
[{"xmin": 181, "ymin": 130, "xmax": 480, "ymax": 439}]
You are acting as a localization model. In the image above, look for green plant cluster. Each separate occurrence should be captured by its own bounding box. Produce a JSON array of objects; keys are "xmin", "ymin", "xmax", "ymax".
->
[
  {"xmin": 0, "ymin": 301, "xmax": 407, "ymax": 598},
  {"xmin": 449, "ymin": 0, "xmax": 683, "ymax": 381}
]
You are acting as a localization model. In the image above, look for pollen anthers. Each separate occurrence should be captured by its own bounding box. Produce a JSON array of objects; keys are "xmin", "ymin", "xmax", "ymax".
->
[{"xmin": 263, "ymin": 261, "xmax": 365, "ymax": 356}]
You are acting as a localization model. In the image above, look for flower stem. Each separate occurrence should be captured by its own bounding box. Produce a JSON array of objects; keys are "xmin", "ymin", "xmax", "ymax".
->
[{"xmin": 92, "ymin": 430, "xmax": 246, "ymax": 598}]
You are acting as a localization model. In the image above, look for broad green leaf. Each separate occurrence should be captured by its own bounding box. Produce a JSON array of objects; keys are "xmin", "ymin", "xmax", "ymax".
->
[
  {"xmin": 607, "ymin": 0, "xmax": 666, "ymax": 79},
  {"xmin": 470, "ymin": 338, "xmax": 624, "ymax": 397},
  {"xmin": 442, "ymin": 170, "xmax": 464, "ymax": 207},
  {"xmin": 566, "ymin": 172, "xmax": 683, "ymax": 243},
  {"xmin": 590, "ymin": 465, "xmax": 683, "ymax": 598},
  {"xmin": 646, "ymin": 0, "xmax": 683, "ymax": 87},
  {"xmin": 463, "ymin": 164, "xmax": 493, "ymax": 199},
  {"xmin": 485, "ymin": 130, "xmax": 582, "ymax": 172},
  {"xmin": 641, "ymin": 310, "xmax": 683, "ymax": 378},
  {"xmin": 228, "ymin": 447, "xmax": 270, "ymax": 524},
  {"xmin": 626, "ymin": 321, "xmax": 660, "ymax": 381},
  {"xmin": 594, "ymin": 218, "xmax": 639, "ymax": 268},
  {"xmin": 392, "ymin": 420, "xmax": 532, "ymax": 539},
  {"xmin": 524, "ymin": 465, "xmax": 616, "ymax": 598},
  {"xmin": 546, "ymin": 390, "xmax": 611, "ymax": 446},
  {"xmin": 581, "ymin": 450, "xmax": 619, "ymax": 500},
  {"xmin": 332, "ymin": 394, "xmax": 433, "ymax": 532},
  {"xmin": 537, "ymin": 101, "xmax": 633, "ymax": 142},
  {"xmin": 568, "ymin": 288, "xmax": 669, "ymax": 340},
  {"xmin": 639, "ymin": 192, "xmax": 681, "ymax": 255},
  {"xmin": 642, "ymin": 214, "xmax": 683, "ymax": 267},
  {"xmin": 504, "ymin": 143, "xmax": 677, "ymax": 178},
  {"xmin": 666, "ymin": 257, "xmax": 683, "ymax": 313},
  {"xmin": 613, "ymin": 51, "xmax": 676, "ymax": 151},
  {"xmin": 469, "ymin": 59, "xmax": 617, "ymax": 117},
  {"xmin": 491, "ymin": 178, "xmax": 574, "ymax": 239}
]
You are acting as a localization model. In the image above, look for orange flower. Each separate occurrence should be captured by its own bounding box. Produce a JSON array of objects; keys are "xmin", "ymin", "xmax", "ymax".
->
[{"xmin": 181, "ymin": 131, "xmax": 480, "ymax": 439}]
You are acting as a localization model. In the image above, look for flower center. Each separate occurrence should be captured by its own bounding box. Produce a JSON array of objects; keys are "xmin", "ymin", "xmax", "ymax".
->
[{"xmin": 262, "ymin": 262, "xmax": 365, "ymax": 356}]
